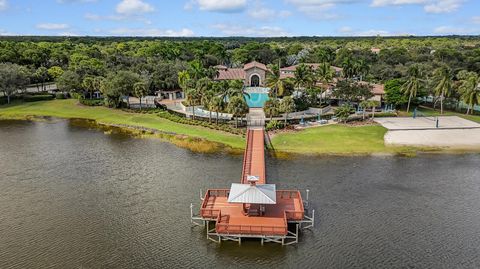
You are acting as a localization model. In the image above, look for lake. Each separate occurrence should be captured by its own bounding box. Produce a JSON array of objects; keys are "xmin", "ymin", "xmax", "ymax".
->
[{"xmin": 1, "ymin": 119, "xmax": 480, "ymax": 268}]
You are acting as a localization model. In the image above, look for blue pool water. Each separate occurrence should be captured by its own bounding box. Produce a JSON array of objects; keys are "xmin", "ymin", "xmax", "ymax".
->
[{"xmin": 244, "ymin": 93, "xmax": 269, "ymax": 108}]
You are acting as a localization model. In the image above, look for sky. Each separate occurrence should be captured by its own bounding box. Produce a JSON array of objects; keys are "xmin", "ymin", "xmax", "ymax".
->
[{"xmin": 0, "ymin": 0, "xmax": 479, "ymax": 37}]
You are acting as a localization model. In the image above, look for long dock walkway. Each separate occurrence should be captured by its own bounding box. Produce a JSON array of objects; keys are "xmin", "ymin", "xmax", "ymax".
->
[{"xmin": 193, "ymin": 109, "xmax": 314, "ymax": 245}]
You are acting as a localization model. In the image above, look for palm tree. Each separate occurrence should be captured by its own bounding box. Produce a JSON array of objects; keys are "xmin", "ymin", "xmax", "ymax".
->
[
  {"xmin": 335, "ymin": 104, "xmax": 354, "ymax": 123},
  {"xmin": 355, "ymin": 59, "xmax": 370, "ymax": 81},
  {"xmin": 178, "ymin": 70, "xmax": 191, "ymax": 93},
  {"xmin": 315, "ymin": 62, "xmax": 334, "ymax": 104},
  {"xmin": 279, "ymin": 96, "xmax": 295, "ymax": 124},
  {"xmin": 266, "ymin": 65, "xmax": 287, "ymax": 98},
  {"xmin": 264, "ymin": 98, "xmax": 280, "ymax": 120},
  {"xmin": 293, "ymin": 63, "xmax": 314, "ymax": 90},
  {"xmin": 402, "ymin": 64, "xmax": 423, "ymax": 113},
  {"xmin": 227, "ymin": 96, "xmax": 249, "ymax": 128},
  {"xmin": 201, "ymin": 90, "xmax": 215, "ymax": 122},
  {"xmin": 433, "ymin": 65, "xmax": 454, "ymax": 114},
  {"xmin": 210, "ymin": 96, "xmax": 223, "ymax": 124},
  {"xmin": 133, "ymin": 81, "xmax": 149, "ymax": 109},
  {"xmin": 341, "ymin": 57, "xmax": 356, "ymax": 79},
  {"xmin": 185, "ymin": 87, "xmax": 200, "ymax": 120},
  {"xmin": 93, "ymin": 76, "xmax": 104, "ymax": 99},
  {"xmin": 82, "ymin": 76, "xmax": 95, "ymax": 99},
  {"xmin": 457, "ymin": 71, "xmax": 480, "ymax": 115},
  {"xmin": 226, "ymin": 80, "xmax": 249, "ymax": 102},
  {"xmin": 187, "ymin": 60, "xmax": 206, "ymax": 82}
]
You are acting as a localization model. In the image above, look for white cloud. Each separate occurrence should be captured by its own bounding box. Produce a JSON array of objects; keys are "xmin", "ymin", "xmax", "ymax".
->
[
  {"xmin": 0, "ymin": 0, "xmax": 7, "ymax": 11},
  {"xmin": 247, "ymin": 2, "xmax": 291, "ymax": 20},
  {"xmin": 187, "ymin": 0, "xmax": 247, "ymax": 12},
  {"xmin": 371, "ymin": 0, "xmax": 464, "ymax": 13},
  {"xmin": 336, "ymin": 26, "xmax": 414, "ymax": 36},
  {"xmin": 57, "ymin": 31, "xmax": 80, "ymax": 36},
  {"xmin": 285, "ymin": 0, "xmax": 354, "ymax": 19},
  {"xmin": 338, "ymin": 26, "xmax": 353, "ymax": 33},
  {"xmin": 116, "ymin": 0, "xmax": 154, "ymax": 15},
  {"xmin": 211, "ymin": 23, "xmax": 290, "ymax": 37},
  {"xmin": 36, "ymin": 23, "xmax": 70, "ymax": 30},
  {"xmin": 433, "ymin": 26, "xmax": 478, "ymax": 35},
  {"xmin": 472, "ymin": 16, "xmax": 480, "ymax": 24},
  {"xmin": 109, "ymin": 27, "xmax": 194, "ymax": 37},
  {"xmin": 84, "ymin": 12, "xmax": 151, "ymax": 24}
]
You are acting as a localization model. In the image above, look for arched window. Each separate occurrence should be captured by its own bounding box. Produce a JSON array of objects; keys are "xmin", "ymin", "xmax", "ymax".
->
[{"xmin": 250, "ymin": 74, "xmax": 260, "ymax": 87}]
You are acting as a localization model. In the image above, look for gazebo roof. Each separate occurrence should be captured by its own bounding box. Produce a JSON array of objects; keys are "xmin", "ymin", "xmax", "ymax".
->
[{"xmin": 228, "ymin": 183, "xmax": 276, "ymax": 204}]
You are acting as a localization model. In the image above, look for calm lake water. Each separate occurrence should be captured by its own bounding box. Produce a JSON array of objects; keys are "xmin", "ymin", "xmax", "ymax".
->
[{"xmin": 1, "ymin": 119, "xmax": 480, "ymax": 269}]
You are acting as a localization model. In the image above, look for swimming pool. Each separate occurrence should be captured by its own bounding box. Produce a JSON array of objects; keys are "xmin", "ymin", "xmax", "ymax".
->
[{"xmin": 244, "ymin": 93, "xmax": 269, "ymax": 108}]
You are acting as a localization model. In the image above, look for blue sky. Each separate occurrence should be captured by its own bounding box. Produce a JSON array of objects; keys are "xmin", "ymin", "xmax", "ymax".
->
[{"xmin": 0, "ymin": 0, "xmax": 479, "ymax": 37}]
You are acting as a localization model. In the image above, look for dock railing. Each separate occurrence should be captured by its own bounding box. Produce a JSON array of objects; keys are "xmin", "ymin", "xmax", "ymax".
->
[
  {"xmin": 216, "ymin": 214, "xmax": 288, "ymax": 236},
  {"xmin": 200, "ymin": 189, "xmax": 230, "ymax": 219},
  {"xmin": 278, "ymin": 190, "xmax": 305, "ymax": 220}
]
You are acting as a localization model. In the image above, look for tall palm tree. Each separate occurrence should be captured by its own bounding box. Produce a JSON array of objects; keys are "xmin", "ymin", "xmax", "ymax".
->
[
  {"xmin": 266, "ymin": 65, "xmax": 287, "ymax": 98},
  {"xmin": 178, "ymin": 71, "xmax": 191, "ymax": 93},
  {"xmin": 226, "ymin": 79, "xmax": 249, "ymax": 102},
  {"xmin": 355, "ymin": 59, "xmax": 370, "ymax": 81},
  {"xmin": 82, "ymin": 76, "xmax": 95, "ymax": 99},
  {"xmin": 227, "ymin": 96, "xmax": 249, "ymax": 128},
  {"xmin": 133, "ymin": 81, "xmax": 148, "ymax": 109},
  {"xmin": 279, "ymin": 96, "xmax": 295, "ymax": 124},
  {"xmin": 457, "ymin": 72, "xmax": 480, "ymax": 115},
  {"xmin": 341, "ymin": 57, "xmax": 356, "ymax": 79},
  {"xmin": 315, "ymin": 62, "xmax": 335, "ymax": 104},
  {"xmin": 187, "ymin": 60, "xmax": 206, "ymax": 82},
  {"xmin": 264, "ymin": 98, "xmax": 280, "ymax": 120},
  {"xmin": 433, "ymin": 65, "xmax": 454, "ymax": 114},
  {"xmin": 210, "ymin": 96, "xmax": 223, "ymax": 124},
  {"xmin": 293, "ymin": 63, "xmax": 314, "ymax": 90},
  {"xmin": 201, "ymin": 90, "xmax": 215, "ymax": 122},
  {"xmin": 185, "ymin": 87, "xmax": 200, "ymax": 120},
  {"xmin": 402, "ymin": 64, "xmax": 423, "ymax": 113}
]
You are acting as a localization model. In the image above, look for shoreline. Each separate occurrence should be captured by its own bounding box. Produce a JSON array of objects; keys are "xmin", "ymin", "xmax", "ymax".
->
[{"xmin": 1, "ymin": 100, "xmax": 480, "ymax": 157}]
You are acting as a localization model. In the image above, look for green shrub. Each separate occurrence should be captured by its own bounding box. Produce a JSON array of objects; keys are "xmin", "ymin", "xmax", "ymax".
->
[
  {"xmin": 55, "ymin": 93, "xmax": 67, "ymax": 99},
  {"xmin": 23, "ymin": 95, "xmax": 54, "ymax": 102},
  {"xmin": 266, "ymin": 120, "xmax": 285, "ymax": 131},
  {"xmin": 373, "ymin": 112, "xmax": 397, "ymax": 118},
  {"xmin": 70, "ymin": 92, "xmax": 82, "ymax": 100},
  {"xmin": 79, "ymin": 98, "xmax": 104, "ymax": 106}
]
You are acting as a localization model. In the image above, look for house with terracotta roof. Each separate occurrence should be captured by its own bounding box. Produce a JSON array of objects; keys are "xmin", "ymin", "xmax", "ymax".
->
[
  {"xmin": 215, "ymin": 61, "xmax": 268, "ymax": 87},
  {"xmin": 357, "ymin": 81, "xmax": 385, "ymax": 103}
]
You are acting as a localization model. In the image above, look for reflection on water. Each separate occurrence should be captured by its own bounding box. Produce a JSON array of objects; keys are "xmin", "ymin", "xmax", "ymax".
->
[{"xmin": 1, "ymin": 119, "xmax": 480, "ymax": 268}]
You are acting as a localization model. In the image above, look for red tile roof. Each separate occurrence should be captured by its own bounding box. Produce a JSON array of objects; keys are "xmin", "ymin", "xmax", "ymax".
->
[
  {"xmin": 244, "ymin": 61, "xmax": 268, "ymax": 71},
  {"xmin": 214, "ymin": 65, "xmax": 228, "ymax": 70},
  {"xmin": 216, "ymin": 68, "xmax": 246, "ymax": 80},
  {"xmin": 358, "ymin": 81, "xmax": 385, "ymax": 95}
]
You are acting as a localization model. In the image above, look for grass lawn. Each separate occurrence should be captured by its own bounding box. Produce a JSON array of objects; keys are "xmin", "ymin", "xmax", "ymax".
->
[
  {"xmin": 0, "ymin": 100, "xmax": 440, "ymax": 155},
  {"xmin": 398, "ymin": 107, "xmax": 480, "ymax": 123},
  {"xmin": 0, "ymin": 99, "xmax": 245, "ymax": 149},
  {"xmin": 272, "ymin": 124, "xmax": 415, "ymax": 155}
]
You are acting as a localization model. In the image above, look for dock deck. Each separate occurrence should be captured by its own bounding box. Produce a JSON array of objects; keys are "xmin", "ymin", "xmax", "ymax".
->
[{"xmin": 194, "ymin": 109, "xmax": 313, "ymax": 243}]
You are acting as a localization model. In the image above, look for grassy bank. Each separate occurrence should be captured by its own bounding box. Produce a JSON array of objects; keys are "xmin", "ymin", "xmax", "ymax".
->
[
  {"xmin": 271, "ymin": 125, "xmax": 422, "ymax": 155},
  {"xmin": 0, "ymin": 100, "xmax": 245, "ymax": 150},
  {"xmin": 0, "ymin": 100, "xmax": 454, "ymax": 156}
]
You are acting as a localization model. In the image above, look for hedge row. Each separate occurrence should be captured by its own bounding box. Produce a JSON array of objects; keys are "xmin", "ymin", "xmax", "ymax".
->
[
  {"xmin": 23, "ymin": 95, "xmax": 54, "ymax": 102},
  {"xmin": 156, "ymin": 111, "xmax": 245, "ymax": 135}
]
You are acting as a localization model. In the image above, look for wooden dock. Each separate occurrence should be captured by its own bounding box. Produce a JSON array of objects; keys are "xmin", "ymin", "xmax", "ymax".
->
[{"xmin": 192, "ymin": 109, "xmax": 314, "ymax": 245}]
